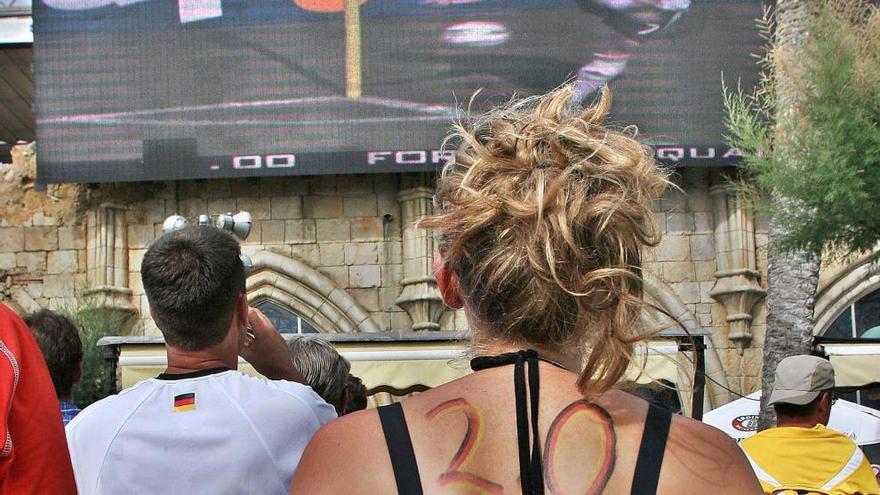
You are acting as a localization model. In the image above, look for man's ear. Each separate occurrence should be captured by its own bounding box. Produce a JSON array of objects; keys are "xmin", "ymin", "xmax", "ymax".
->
[
  {"xmin": 824, "ymin": 390, "xmax": 835, "ymax": 409},
  {"xmin": 75, "ymin": 361, "xmax": 83, "ymax": 382},
  {"xmin": 817, "ymin": 390, "xmax": 833, "ymax": 420},
  {"xmin": 433, "ymin": 253, "xmax": 463, "ymax": 309},
  {"xmin": 236, "ymin": 293, "xmax": 249, "ymax": 328}
]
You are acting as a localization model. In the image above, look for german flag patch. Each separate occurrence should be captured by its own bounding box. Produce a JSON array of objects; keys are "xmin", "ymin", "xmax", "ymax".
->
[{"xmin": 173, "ymin": 393, "xmax": 196, "ymax": 412}]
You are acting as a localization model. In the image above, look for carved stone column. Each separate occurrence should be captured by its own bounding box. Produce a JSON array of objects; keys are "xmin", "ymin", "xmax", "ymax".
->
[
  {"xmin": 709, "ymin": 185, "xmax": 766, "ymax": 353},
  {"xmin": 396, "ymin": 173, "xmax": 445, "ymax": 331},
  {"xmin": 84, "ymin": 203, "xmax": 137, "ymax": 331}
]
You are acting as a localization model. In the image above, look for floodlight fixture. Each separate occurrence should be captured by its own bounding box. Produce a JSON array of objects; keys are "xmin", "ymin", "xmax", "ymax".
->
[
  {"xmin": 161, "ymin": 214, "xmax": 189, "ymax": 235},
  {"xmin": 160, "ymin": 211, "xmax": 254, "ymax": 274},
  {"xmin": 214, "ymin": 211, "xmax": 252, "ymax": 241}
]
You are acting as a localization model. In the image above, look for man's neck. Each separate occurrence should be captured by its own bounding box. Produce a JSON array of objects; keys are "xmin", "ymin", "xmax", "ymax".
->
[
  {"xmin": 776, "ymin": 418, "xmax": 821, "ymax": 429},
  {"xmin": 164, "ymin": 345, "xmax": 238, "ymax": 375}
]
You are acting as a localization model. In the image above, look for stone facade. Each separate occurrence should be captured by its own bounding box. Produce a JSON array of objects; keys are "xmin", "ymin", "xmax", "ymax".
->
[
  {"xmin": 0, "ymin": 143, "xmax": 86, "ymax": 315},
  {"xmin": 1, "ymin": 143, "xmax": 785, "ymax": 404},
  {"xmin": 641, "ymin": 168, "xmax": 770, "ymax": 397},
  {"xmin": 117, "ymin": 173, "xmax": 414, "ymax": 336}
]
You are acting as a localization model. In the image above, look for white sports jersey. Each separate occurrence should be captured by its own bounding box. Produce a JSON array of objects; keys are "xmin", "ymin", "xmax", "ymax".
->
[{"xmin": 66, "ymin": 368, "xmax": 336, "ymax": 495}]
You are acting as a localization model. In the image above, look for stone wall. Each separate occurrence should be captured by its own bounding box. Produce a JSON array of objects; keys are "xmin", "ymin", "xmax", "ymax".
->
[
  {"xmin": 0, "ymin": 143, "xmax": 87, "ymax": 315},
  {"xmin": 114, "ymin": 174, "xmax": 432, "ymax": 335},
  {"xmin": 643, "ymin": 168, "xmax": 770, "ymax": 396},
  {"xmin": 0, "ymin": 143, "xmax": 776, "ymax": 399}
]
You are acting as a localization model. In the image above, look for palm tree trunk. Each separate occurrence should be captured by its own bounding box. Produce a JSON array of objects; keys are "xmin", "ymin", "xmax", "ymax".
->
[
  {"xmin": 758, "ymin": 0, "xmax": 821, "ymax": 430},
  {"xmin": 759, "ymin": 197, "xmax": 820, "ymax": 428}
]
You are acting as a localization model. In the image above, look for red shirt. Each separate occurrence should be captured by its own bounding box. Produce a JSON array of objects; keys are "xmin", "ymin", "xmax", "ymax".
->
[{"xmin": 0, "ymin": 303, "xmax": 77, "ymax": 494}]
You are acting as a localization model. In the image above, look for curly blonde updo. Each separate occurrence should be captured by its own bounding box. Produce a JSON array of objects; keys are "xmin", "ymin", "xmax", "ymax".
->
[{"xmin": 419, "ymin": 85, "xmax": 670, "ymax": 396}]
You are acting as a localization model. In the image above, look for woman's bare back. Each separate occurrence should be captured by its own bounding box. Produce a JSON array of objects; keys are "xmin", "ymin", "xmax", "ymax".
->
[{"xmin": 290, "ymin": 363, "xmax": 762, "ymax": 495}]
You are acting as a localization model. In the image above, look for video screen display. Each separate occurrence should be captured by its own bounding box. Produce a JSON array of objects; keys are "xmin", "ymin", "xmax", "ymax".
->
[{"xmin": 34, "ymin": 0, "xmax": 763, "ymax": 183}]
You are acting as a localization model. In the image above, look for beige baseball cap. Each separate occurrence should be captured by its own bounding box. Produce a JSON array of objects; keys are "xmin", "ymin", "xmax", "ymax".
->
[{"xmin": 767, "ymin": 355, "xmax": 835, "ymax": 406}]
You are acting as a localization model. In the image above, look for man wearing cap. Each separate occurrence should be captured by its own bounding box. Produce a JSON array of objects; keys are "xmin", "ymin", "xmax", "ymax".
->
[{"xmin": 741, "ymin": 355, "xmax": 879, "ymax": 494}]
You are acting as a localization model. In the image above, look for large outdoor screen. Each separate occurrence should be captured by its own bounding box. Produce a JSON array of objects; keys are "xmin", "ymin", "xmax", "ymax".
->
[{"xmin": 34, "ymin": 0, "xmax": 763, "ymax": 183}]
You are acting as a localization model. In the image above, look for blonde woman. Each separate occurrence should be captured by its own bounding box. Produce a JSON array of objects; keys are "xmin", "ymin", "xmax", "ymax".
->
[{"xmin": 290, "ymin": 86, "xmax": 761, "ymax": 495}]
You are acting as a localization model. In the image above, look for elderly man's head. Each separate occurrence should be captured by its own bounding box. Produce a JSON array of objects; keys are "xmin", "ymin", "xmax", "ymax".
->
[
  {"xmin": 288, "ymin": 336, "xmax": 350, "ymax": 414},
  {"xmin": 769, "ymin": 355, "xmax": 836, "ymax": 427},
  {"xmin": 142, "ymin": 226, "xmax": 246, "ymax": 351}
]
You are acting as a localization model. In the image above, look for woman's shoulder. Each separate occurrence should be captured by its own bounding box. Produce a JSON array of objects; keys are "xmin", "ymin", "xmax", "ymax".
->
[
  {"xmin": 594, "ymin": 391, "xmax": 761, "ymax": 495},
  {"xmin": 290, "ymin": 407, "xmax": 396, "ymax": 495},
  {"xmin": 597, "ymin": 389, "xmax": 750, "ymax": 450},
  {"xmin": 301, "ymin": 406, "xmax": 387, "ymax": 457},
  {"xmin": 660, "ymin": 409, "xmax": 763, "ymax": 494}
]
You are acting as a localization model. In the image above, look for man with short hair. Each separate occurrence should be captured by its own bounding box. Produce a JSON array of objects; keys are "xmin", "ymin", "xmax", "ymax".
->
[
  {"xmin": 741, "ymin": 355, "xmax": 880, "ymax": 495},
  {"xmin": 288, "ymin": 336, "xmax": 351, "ymax": 414},
  {"xmin": 23, "ymin": 309, "xmax": 83, "ymax": 424},
  {"xmin": 66, "ymin": 226, "xmax": 336, "ymax": 495}
]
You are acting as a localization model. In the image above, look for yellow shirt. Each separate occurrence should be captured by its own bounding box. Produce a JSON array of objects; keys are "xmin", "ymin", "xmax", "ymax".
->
[{"xmin": 740, "ymin": 424, "xmax": 879, "ymax": 495}]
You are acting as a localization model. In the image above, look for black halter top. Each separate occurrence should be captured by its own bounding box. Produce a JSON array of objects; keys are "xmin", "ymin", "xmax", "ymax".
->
[{"xmin": 377, "ymin": 349, "xmax": 672, "ymax": 495}]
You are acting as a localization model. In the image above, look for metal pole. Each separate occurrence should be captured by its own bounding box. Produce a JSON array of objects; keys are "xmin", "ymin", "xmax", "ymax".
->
[
  {"xmin": 344, "ymin": 0, "xmax": 362, "ymax": 98},
  {"xmin": 692, "ymin": 336, "xmax": 706, "ymax": 420},
  {"xmin": 102, "ymin": 344, "xmax": 120, "ymax": 396}
]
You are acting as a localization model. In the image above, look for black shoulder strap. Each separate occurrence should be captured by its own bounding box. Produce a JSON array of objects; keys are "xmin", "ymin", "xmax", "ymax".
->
[
  {"xmin": 378, "ymin": 402, "xmax": 424, "ymax": 495},
  {"xmin": 631, "ymin": 405, "xmax": 673, "ymax": 495}
]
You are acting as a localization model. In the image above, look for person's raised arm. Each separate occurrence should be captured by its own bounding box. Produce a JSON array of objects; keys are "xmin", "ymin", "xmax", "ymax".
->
[{"xmin": 239, "ymin": 307, "xmax": 305, "ymax": 383}]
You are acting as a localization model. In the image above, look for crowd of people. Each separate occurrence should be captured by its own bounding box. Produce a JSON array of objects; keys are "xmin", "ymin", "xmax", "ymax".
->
[
  {"xmin": 2, "ymin": 225, "xmax": 370, "ymax": 495},
  {"xmin": 0, "ymin": 84, "xmax": 878, "ymax": 494}
]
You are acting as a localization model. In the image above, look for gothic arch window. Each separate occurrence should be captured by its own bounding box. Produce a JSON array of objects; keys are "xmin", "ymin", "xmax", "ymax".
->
[
  {"xmin": 638, "ymin": 273, "xmax": 732, "ymax": 412},
  {"xmin": 822, "ymin": 288, "xmax": 880, "ymax": 339},
  {"xmin": 254, "ymin": 299, "xmax": 320, "ymax": 334},
  {"xmin": 244, "ymin": 251, "xmax": 380, "ymax": 333},
  {"xmin": 814, "ymin": 253, "xmax": 880, "ymax": 334},
  {"xmin": 818, "ymin": 286, "xmax": 880, "ymax": 463}
]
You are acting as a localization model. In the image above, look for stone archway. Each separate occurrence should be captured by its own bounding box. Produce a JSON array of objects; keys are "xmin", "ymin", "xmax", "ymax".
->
[
  {"xmin": 245, "ymin": 251, "xmax": 380, "ymax": 333},
  {"xmin": 814, "ymin": 253, "xmax": 880, "ymax": 334},
  {"xmin": 642, "ymin": 273, "xmax": 732, "ymax": 409}
]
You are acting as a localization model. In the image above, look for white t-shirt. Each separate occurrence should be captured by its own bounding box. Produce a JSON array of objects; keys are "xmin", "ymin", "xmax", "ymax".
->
[{"xmin": 66, "ymin": 368, "xmax": 336, "ymax": 495}]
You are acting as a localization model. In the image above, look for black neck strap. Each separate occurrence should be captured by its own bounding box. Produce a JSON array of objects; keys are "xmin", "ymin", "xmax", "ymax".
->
[
  {"xmin": 471, "ymin": 350, "xmax": 545, "ymax": 495},
  {"xmin": 156, "ymin": 366, "xmax": 232, "ymax": 380}
]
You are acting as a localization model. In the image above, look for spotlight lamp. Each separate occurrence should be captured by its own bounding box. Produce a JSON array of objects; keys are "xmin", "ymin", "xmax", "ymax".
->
[
  {"xmin": 213, "ymin": 211, "xmax": 253, "ymax": 241},
  {"xmin": 162, "ymin": 211, "xmax": 252, "ymax": 241},
  {"xmin": 161, "ymin": 215, "xmax": 189, "ymax": 235},
  {"xmin": 160, "ymin": 211, "xmax": 254, "ymax": 273}
]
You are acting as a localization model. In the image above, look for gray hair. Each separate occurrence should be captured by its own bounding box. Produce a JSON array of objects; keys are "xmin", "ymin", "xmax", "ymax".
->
[{"xmin": 288, "ymin": 336, "xmax": 351, "ymax": 409}]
